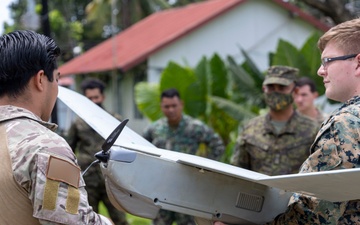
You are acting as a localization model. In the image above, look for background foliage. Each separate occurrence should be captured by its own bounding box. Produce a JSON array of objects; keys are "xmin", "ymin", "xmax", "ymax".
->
[{"xmin": 135, "ymin": 32, "xmax": 325, "ymax": 163}]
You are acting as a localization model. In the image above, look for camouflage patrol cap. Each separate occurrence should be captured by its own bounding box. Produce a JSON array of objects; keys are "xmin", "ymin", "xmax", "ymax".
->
[{"xmin": 263, "ymin": 66, "xmax": 299, "ymax": 86}]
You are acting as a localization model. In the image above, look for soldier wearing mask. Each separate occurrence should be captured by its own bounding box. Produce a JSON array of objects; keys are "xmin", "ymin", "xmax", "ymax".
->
[
  {"xmin": 66, "ymin": 78, "xmax": 128, "ymax": 225},
  {"xmin": 231, "ymin": 65, "xmax": 318, "ymax": 176}
]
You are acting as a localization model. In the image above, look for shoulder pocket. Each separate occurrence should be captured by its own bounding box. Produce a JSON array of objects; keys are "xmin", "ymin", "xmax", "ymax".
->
[{"xmin": 46, "ymin": 156, "xmax": 80, "ymax": 188}]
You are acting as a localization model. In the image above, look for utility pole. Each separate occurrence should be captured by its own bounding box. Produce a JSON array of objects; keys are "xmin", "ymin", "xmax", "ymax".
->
[
  {"xmin": 41, "ymin": 0, "xmax": 57, "ymax": 124},
  {"xmin": 41, "ymin": 0, "xmax": 51, "ymax": 37},
  {"xmin": 111, "ymin": 0, "xmax": 120, "ymax": 115}
]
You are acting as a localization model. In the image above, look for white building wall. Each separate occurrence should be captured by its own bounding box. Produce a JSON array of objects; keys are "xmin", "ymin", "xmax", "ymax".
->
[
  {"xmin": 147, "ymin": 0, "xmax": 319, "ymax": 82},
  {"xmin": 118, "ymin": 74, "xmax": 150, "ymax": 134}
]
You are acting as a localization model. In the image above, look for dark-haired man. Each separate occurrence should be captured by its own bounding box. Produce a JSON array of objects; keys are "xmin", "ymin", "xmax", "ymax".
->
[
  {"xmin": 294, "ymin": 76, "xmax": 326, "ymax": 125},
  {"xmin": 143, "ymin": 88, "xmax": 225, "ymax": 225},
  {"xmin": 67, "ymin": 78, "xmax": 128, "ymax": 225},
  {"xmin": 0, "ymin": 30, "xmax": 113, "ymax": 224}
]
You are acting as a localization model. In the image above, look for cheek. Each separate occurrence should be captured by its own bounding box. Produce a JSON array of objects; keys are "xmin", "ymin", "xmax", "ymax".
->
[
  {"xmin": 294, "ymin": 95, "xmax": 302, "ymax": 102},
  {"xmin": 93, "ymin": 98, "xmax": 101, "ymax": 104},
  {"xmin": 162, "ymin": 108, "xmax": 170, "ymax": 115},
  {"xmin": 304, "ymin": 98, "xmax": 311, "ymax": 105},
  {"xmin": 329, "ymin": 65, "xmax": 347, "ymax": 80}
]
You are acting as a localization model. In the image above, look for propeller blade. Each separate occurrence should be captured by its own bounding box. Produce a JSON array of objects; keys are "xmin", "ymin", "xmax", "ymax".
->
[{"xmin": 101, "ymin": 119, "xmax": 129, "ymax": 152}]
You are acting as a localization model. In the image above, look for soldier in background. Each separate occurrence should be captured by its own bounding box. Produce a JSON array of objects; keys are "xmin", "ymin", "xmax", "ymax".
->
[
  {"xmin": 66, "ymin": 78, "xmax": 128, "ymax": 225},
  {"xmin": 0, "ymin": 30, "xmax": 113, "ymax": 224},
  {"xmin": 231, "ymin": 66, "xmax": 318, "ymax": 176},
  {"xmin": 294, "ymin": 76, "xmax": 326, "ymax": 125},
  {"xmin": 143, "ymin": 88, "xmax": 225, "ymax": 225}
]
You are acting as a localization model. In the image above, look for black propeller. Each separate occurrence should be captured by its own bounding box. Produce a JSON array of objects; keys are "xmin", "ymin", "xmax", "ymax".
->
[
  {"xmin": 101, "ymin": 118, "xmax": 129, "ymax": 153},
  {"xmin": 82, "ymin": 119, "xmax": 129, "ymax": 176}
]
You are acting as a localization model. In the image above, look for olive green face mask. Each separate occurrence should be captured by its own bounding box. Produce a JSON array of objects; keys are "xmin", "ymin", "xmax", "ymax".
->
[{"xmin": 264, "ymin": 92, "xmax": 293, "ymax": 111}]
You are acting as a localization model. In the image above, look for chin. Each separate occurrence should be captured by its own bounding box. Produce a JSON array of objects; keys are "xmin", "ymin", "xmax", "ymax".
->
[
  {"xmin": 325, "ymin": 93, "xmax": 341, "ymax": 102},
  {"xmin": 325, "ymin": 90, "xmax": 332, "ymax": 99}
]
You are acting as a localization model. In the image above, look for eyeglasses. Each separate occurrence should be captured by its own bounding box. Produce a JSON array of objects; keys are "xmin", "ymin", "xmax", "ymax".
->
[{"xmin": 321, "ymin": 54, "xmax": 358, "ymax": 68}]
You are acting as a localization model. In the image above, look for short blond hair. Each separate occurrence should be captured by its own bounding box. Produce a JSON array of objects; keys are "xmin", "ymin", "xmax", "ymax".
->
[{"xmin": 318, "ymin": 18, "xmax": 360, "ymax": 54}]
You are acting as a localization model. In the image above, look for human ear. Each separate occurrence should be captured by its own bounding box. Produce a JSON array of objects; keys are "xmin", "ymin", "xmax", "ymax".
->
[
  {"xmin": 293, "ymin": 86, "xmax": 299, "ymax": 94},
  {"xmin": 33, "ymin": 70, "xmax": 46, "ymax": 91}
]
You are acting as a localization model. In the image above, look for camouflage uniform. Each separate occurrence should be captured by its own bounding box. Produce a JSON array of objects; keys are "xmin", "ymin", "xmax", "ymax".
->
[
  {"xmin": 0, "ymin": 105, "xmax": 112, "ymax": 224},
  {"xmin": 268, "ymin": 95, "xmax": 360, "ymax": 224},
  {"xmin": 143, "ymin": 114, "xmax": 224, "ymax": 160},
  {"xmin": 297, "ymin": 108, "xmax": 327, "ymax": 128},
  {"xmin": 143, "ymin": 114, "xmax": 225, "ymax": 225},
  {"xmin": 231, "ymin": 111, "xmax": 318, "ymax": 175},
  {"xmin": 67, "ymin": 117, "xmax": 128, "ymax": 225}
]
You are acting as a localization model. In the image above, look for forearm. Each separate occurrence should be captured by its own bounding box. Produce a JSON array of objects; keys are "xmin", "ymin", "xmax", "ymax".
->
[{"xmin": 267, "ymin": 194, "xmax": 346, "ymax": 225}]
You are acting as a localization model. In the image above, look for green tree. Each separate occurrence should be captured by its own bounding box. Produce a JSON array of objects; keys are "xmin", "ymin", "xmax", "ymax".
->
[
  {"xmin": 4, "ymin": 0, "xmax": 179, "ymax": 64},
  {"xmin": 85, "ymin": 0, "xmax": 172, "ymax": 36},
  {"xmin": 294, "ymin": 0, "xmax": 355, "ymax": 25},
  {"xmin": 271, "ymin": 31, "xmax": 324, "ymax": 95},
  {"xmin": 5, "ymin": 0, "xmax": 93, "ymax": 62}
]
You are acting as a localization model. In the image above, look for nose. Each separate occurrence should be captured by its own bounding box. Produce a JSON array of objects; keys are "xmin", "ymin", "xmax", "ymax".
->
[
  {"xmin": 317, "ymin": 65, "xmax": 326, "ymax": 77},
  {"xmin": 168, "ymin": 106, "xmax": 175, "ymax": 113}
]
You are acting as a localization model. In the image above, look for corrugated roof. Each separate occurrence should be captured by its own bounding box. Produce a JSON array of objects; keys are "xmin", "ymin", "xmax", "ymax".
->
[{"xmin": 59, "ymin": 0, "xmax": 330, "ymax": 76}]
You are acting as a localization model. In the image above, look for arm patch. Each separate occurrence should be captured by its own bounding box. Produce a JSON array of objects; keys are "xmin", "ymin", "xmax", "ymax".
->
[{"xmin": 46, "ymin": 156, "xmax": 80, "ymax": 188}]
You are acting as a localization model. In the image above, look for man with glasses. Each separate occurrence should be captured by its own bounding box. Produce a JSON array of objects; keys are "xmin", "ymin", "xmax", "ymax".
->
[
  {"xmin": 216, "ymin": 18, "xmax": 360, "ymax": 225},
  {"xmin": 231, "ymin": 66, "xmax": 318, "ymax": 176}
]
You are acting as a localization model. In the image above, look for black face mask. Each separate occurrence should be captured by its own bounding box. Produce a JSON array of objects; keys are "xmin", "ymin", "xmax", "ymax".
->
[
  {"xmin": 96, "ymin": 103, "xmax": 103, "ymax": 108},
  {"xmin": 264, "ymin": 92, "xmax": 293, "ymax": 111}
]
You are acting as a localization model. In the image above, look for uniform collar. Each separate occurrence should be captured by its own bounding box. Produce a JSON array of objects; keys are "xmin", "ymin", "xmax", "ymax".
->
[
  {"xmin": 339, "ymin": 95, "xmax": 360, "ymax": 110},
  {"xmin": 264, "ymin": 111, "xmax": 297, "ymax": 135},
  {"xmin": 0, "ymin": 105, "xmax": 58, "ymax": 131}
]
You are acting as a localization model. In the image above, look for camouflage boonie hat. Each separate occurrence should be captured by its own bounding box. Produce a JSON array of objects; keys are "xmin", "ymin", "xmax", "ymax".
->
[{"xmin": 263, "ymin": 66, "xmax": 299, "ymax": 86}]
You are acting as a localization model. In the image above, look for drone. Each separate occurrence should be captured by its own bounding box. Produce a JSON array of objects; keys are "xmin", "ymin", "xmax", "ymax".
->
[{"xmin": 58, "ymin": 86, "xmax": 360, "ymax": 225}]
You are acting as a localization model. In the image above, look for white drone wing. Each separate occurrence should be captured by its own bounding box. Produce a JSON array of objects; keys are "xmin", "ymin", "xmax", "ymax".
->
[
  {"xmin": 57, "ymin": 85, "xmax": 153, "ymax": 148},
  {"xmin": 57, "ymin": 86, "xmax": 360, "ymax": 225}
]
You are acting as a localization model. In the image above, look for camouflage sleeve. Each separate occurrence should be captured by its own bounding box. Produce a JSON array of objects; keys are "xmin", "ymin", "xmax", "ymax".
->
[
  {"xmin": 267, "ymin": 194, "xmax": 347, "ymax": 225},
  {"xmin": 66, "ymin": 121, "xmax": 79, "ymax": 152},
  {"xmin": 230, "ymin": 135, "xmax": 250, "ymax": 170},
  {"xmin": 31, "ymin": 152, "xmax": 113, "ymax": 225},
  {"xmin": 301, "ymin": 112, "xmax": 360, "ymax": 172},
  {"xmin": 267, "ymin": 112, "xmax": 360, "ymax": 224},
  {"xmin": 142, "ymin": 125, "xmax": 153, "ymax": 142}
]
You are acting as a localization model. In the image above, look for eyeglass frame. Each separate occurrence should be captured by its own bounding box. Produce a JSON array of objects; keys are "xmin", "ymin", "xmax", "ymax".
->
[{"xmin": 321, "ymin": 53, "xmax": 358, "ymax": 68}]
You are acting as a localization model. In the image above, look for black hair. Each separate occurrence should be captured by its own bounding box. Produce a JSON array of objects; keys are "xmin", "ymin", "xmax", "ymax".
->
[
  {"xmin": 80, "ymin": 78, "xmax": 106, "ymax": 94},
  {"xmin": 0, "ymin": 30, "xmax": 60, "ymax": 97},
  {"xmin": 161, "ymin": 88, "xmax": 181, "ymax": 100},
  {"xmin": 296, "ymin": 77, "xmax": 317, "ymax": 93}
]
